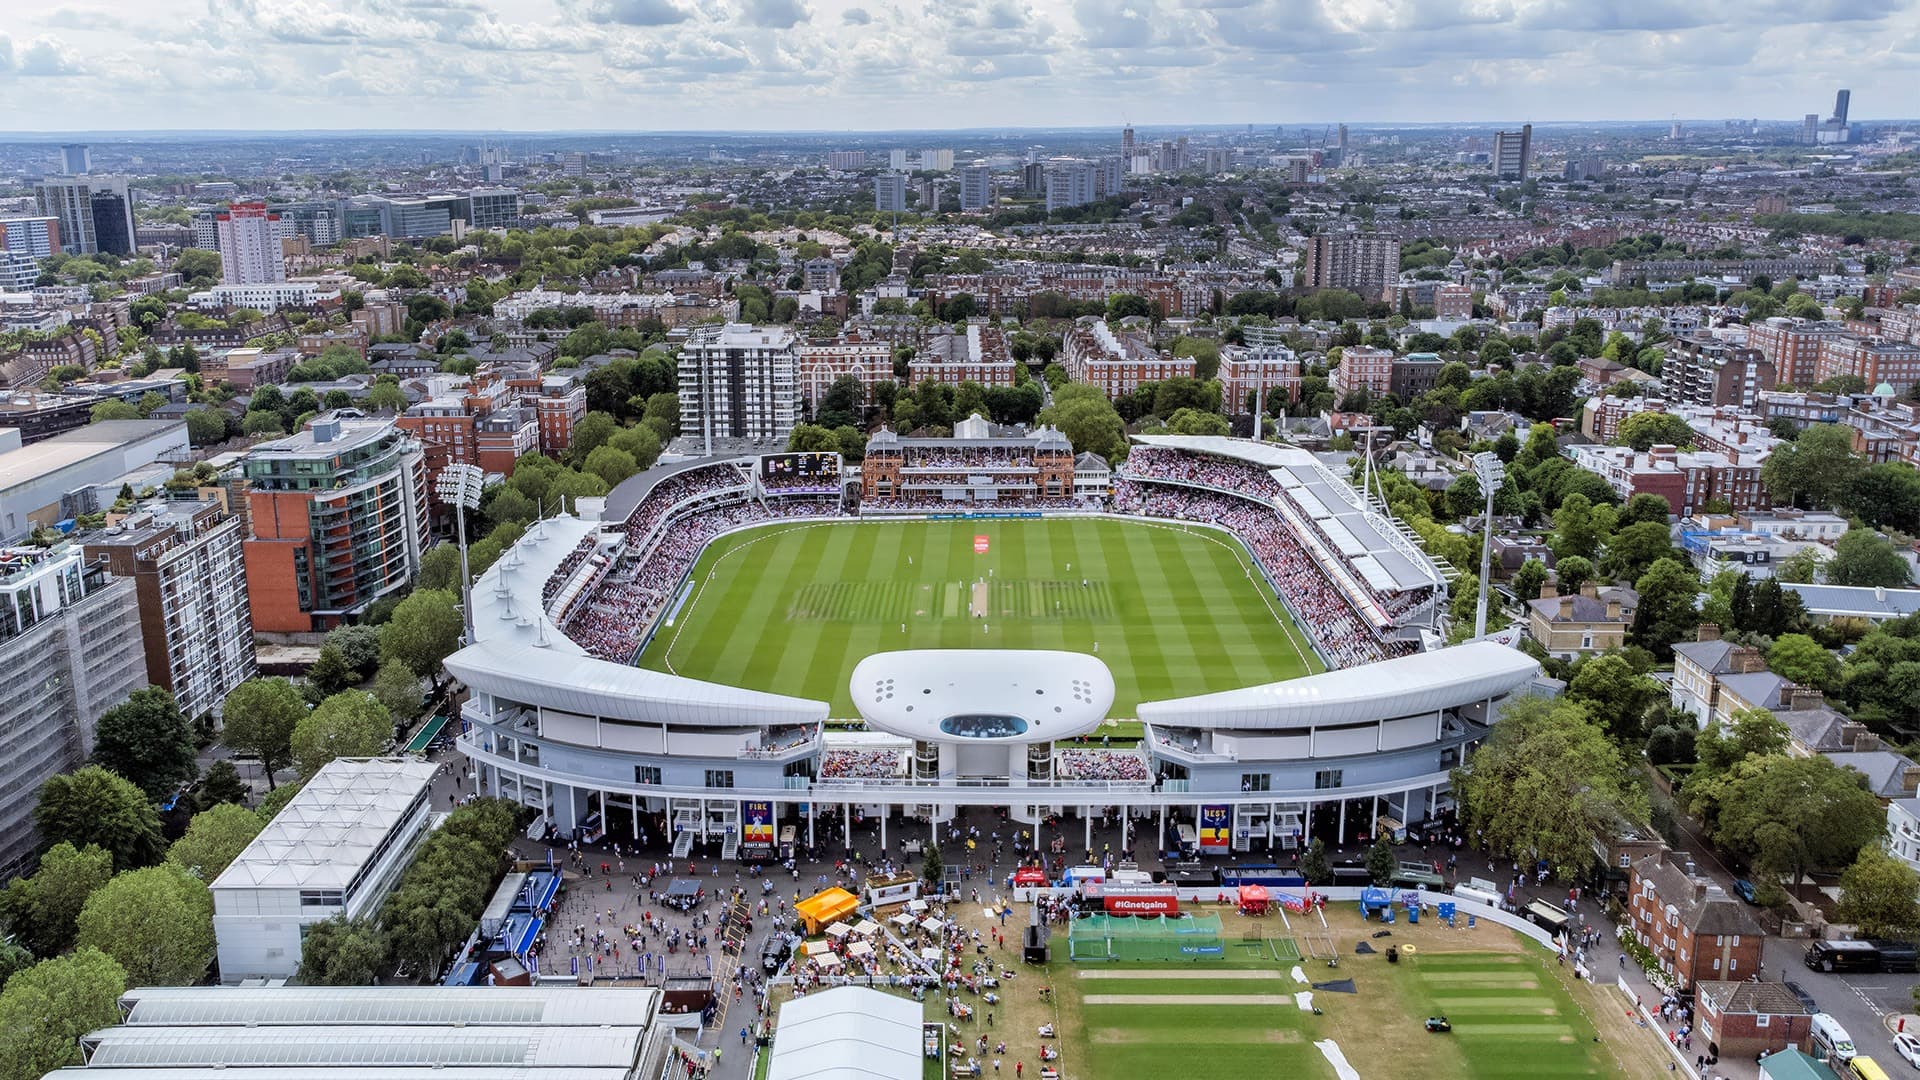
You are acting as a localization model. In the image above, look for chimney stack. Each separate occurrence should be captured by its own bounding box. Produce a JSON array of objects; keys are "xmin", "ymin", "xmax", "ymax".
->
[
  {"xmin": 1560, "ymin": 596, "xmax": 1576, "ymax": 620},
  {"xmin": 1696, "ymin": 623, "xmax": 1721, "ymax": 642}
]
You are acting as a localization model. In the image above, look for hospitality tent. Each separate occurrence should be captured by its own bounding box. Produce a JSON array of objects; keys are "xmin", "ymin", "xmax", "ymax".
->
[{"xmin": 767, "ymin": 986, "xmax": 920, "ymax": 1080}]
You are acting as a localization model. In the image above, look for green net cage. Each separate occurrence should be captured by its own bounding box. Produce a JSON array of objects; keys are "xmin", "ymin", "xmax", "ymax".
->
[{"xmin": 1066, "ymin": 913, "xmax": 1225, "ymax": 962}]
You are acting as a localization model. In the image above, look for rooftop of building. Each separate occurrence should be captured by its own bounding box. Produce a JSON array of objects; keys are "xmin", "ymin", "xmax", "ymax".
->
[
  {"xmin": 210, "ymin": 758, "xmax": 437, "ymax": 893},
  {"xmin": 0, "ymin": 419, "xmax": 186, "ymax": 492},
  {"xmin": 244, "ymin": 412, "xmax": 396, "ymax": 458},
  {"xmin": 1778, "ymin": 581, "xmax": 1920, "ymax": 618},
  {"xmin": 1631, "ymin": 852, "xmax": 1766, "ymax": 937},
  {"xmin": 686, "ymin": 322, "xmax": 796, "ymax": 350},
  {"xmin": 1694, "ymin": 980, "xmax": 1810, "ymax": 1017}
]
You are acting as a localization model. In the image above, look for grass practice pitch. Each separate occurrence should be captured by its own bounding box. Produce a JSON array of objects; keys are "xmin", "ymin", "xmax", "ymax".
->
[{"xmin": 638, "ymin": 517, "xmax": 1319, "ymax": 716}]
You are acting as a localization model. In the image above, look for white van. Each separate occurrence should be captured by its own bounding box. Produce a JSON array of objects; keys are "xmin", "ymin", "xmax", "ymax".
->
[{"xmin": 1811, "ymin": 1013, "xmax": 1857, "ymax": 1062}]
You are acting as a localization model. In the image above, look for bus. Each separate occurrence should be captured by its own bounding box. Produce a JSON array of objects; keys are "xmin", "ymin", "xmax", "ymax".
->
[{"xmin": 1804, "ymin": 940, "xmax": 1882, "ymax": 973}]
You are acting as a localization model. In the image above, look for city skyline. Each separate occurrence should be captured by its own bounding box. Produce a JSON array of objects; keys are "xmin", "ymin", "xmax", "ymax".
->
[{"xmin": 0, "ymin": 0, "xmax": 1915, "ymax": 131}]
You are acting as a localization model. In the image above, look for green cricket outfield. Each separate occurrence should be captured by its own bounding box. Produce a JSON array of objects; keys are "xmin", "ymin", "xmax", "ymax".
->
[{"xmin": 636, "ymin": 517, "xmax": 1320, "ymax": 717}]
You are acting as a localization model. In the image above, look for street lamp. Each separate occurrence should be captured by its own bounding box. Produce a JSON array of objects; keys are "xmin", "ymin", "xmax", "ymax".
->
[
  {"xmin": 435, "ymin": 463, "xmax": 485, "ymax": 647},
  {"xmin": 1471, "ymin": 451, "xmax": 1507, "ymax": 640}
]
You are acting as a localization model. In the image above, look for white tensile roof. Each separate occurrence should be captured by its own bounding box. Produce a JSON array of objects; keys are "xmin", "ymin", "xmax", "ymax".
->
[
  {"xmin": 848, "ymin": 650, "xmax": 1113, "ymax": 742},
  {"xmin": 445, "ymin": 636, "xmax": 828, "ymax": 727},
  {"xmin": 208, "ymin": 758, "xmax": 437, "ymax": 893},
  {"xmin": 767, "ymin": 986, "xmax": 923, "ymax": 1080},
  {"xmin": 1129, "ymin": 434, "xmax": 1444, "ymax": 592},
  {"xmin": 1137, "ymin": 641, "xmax": 1540, "ymax": 730},
  {"xmin": 116, "ymin": 986, "xmax": 659, "ymax": 1029}
]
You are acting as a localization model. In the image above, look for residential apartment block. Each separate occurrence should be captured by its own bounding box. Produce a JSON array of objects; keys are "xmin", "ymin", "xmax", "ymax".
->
[
  {"xmin": 241, "ymin": 415, "xmax": 429, "ymax": 633},
  {"xmin": 84, "ymin": 499, "xmax": 256, "ymax": 723},
  {"xmin": 677, "ymin": 324, "xmax": 801, "ymax": 448},
  {"xmin": 911, "ymin": 324, "xmax": 1017, "ymax": 387},
  {"xmin": 1217, "ymin": 344, "xmax": 1302, "ymax": 409},
  {"xmin": 795, "ymin": 338, "xmax": 894, "ymax": 410},
  {"xmin": 1568, "ymin": 443, "xmax": 1770, "ymax": 517},
  {"xmin": 1330, "ymin": 345, "xmax": 1394, "ymax": 399},
  {"xmin": 1299, "ymin": 233, "xmax": 1401, "ymax": 302},
  {"xmin": 1665, "ymin": 336, "xmax": 1775, "ymax": 409},
  {"xmin": 0, "ymin": 546, "xmax": 145, "ymax": 878},
  {"xmin": 215, "ymin": 202, "xmax": 286, "ymax": 287},
  {"xmin": 1746, "ymin": 317, "xmax": 1853, "ymax": 386},
  {"xmin": 1061, "ymin": 318, "xmax": 1194, "ymax": 399}
]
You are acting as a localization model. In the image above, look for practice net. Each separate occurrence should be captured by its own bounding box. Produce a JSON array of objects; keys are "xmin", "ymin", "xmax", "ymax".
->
[{"xmin": 1066, "ymin": 913, "xmax": 1225, "ymax": 962}]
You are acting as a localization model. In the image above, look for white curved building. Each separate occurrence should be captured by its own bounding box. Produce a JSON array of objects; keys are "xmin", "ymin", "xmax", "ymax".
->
[{"xmin": 446, "ymin": 448, "xmax": 1543, "ymax": 858}]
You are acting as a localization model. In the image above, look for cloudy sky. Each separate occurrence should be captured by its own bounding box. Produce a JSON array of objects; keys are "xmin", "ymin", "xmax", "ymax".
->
[{"xmin": 0, "ymin": 0, "xmax": 1915, "ymax": 132}]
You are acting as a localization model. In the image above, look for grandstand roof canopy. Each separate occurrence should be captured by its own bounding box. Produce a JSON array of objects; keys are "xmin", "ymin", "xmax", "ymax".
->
[
  {"xmin": 465, "ymin": 512, "xmax": 599, "ymax": 653},
  {"xmin": 1130, "ymin": 434, "xmax": 1445, "ymax": 593},
  {"xmin": 603, "ymin": 455, "xmax": 750, "ymax": 522},
  {"xmin": 767, "ymin": 986, "xmax": 922, "ymax": 1080},
  {"xmin": 1136, "ymin": 641, "xmax": 1539, "ymax": 730},
  {"xmin": 446, "ymin": 636, "xmax": 828, "ymax": 728},
  {"xmin": 849, "ymin": 650, "xmax": 1113, "ymax": 743}
]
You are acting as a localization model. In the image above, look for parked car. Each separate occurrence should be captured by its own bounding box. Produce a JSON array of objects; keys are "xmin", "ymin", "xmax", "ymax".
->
[
  {"xmin": 1892, "ymin": 1031, "xmax": 1920, "ymax": 1069},
  {"xmin": 1732, "ymin": 878, "xmax": 1756, "ymax": 904},
  {"xmin": 1784, "ymin": 980, "xmax": 1818, "ymax": 1014}
]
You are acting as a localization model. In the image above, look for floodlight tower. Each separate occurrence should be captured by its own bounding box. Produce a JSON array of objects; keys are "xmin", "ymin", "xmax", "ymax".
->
[
  {"xmin": 1471, "ymin": 451, "xmax": 1507, "ymax": 640},
  {"xmin": 435, "ymin": 463, "xmax": 485, "ymax": 647}
]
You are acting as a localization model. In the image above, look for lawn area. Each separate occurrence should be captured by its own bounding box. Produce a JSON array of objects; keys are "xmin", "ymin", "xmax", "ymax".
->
[
  {"xmin": 758, "ymin": 903, "xmax": 1663, "ymax": 1080},
  {"xmin": 638, "ymin": 517, "xmax": 1319, "ymax": 716}
]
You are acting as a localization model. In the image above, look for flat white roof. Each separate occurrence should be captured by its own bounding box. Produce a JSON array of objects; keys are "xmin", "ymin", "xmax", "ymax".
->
[
  {"xmin": 210, "ymin": 758, "xmax": 437, "ymax": 893},
  {"xmin": 0, "ymin": 419, "xmax": 186, "ymax": 492},
  {"xmin": 768, "ymin": 986, "xmax": 922, "ymax": 1080},
  {"xmin": 1138, "ymin": 641, "xmax": 1539, "ymax": 730}
]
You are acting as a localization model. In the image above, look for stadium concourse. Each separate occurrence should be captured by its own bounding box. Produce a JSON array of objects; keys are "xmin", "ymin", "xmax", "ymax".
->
[{"xmin": 442, "ymin": 435, "xmax": 1541, "ymax": 873}]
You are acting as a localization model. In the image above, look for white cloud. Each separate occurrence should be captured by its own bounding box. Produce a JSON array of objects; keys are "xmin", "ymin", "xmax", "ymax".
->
[
  {"xmin": 0, "ymin": 0, "xmax": 1910, "ymax": 128},
  {"xmin": 739, "ymin": 0, "xmax": 810, "ymax": 28}
]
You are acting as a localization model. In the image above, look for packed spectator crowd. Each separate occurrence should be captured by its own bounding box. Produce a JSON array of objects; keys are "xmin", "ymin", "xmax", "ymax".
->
[
  {"xmin": 1054, "ymin": 749, "xmax": 1152, "ymax": 781},
  {"xmin": 541, "ymin": 537, "xmax": 600, "ymax": 604},
  {"xmin": 819, "ymin": 748, "xmax": 905, "ymax": 780},
  {"xmin": 619, "ymin": 464, "xmax": 751, "ymax": 546},
  {"xmin": 1122, "ymin": 447, "xmax": 1285, "ymax": 500},
  {"xmin": 760, "ymin": 474, "xmax": 843, "ymax": 493},
  {"xmin": 860, "ymin": 494, "xmax": 1086, "ymax": 514},
  {"xmin": 890, "ymin": 449, "xmax": 1045, "ymax": 470},
  {"xmin": 1117, "ymin": 448, "xmax": 1437, "ymax": 663},
  {"xmin": 565, "ymin": 495, "xmax": 846, "ymax": 661},
  {"xmin": 1113, "ymin": 479, "xmax": 1408, "ymax": 669}
]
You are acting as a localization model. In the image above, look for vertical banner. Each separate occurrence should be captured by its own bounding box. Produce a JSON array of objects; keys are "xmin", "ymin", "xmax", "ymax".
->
[
  {"xmin": 742, "ymin": 800, "xmax": 774, "ymax": 846},
  {"xmin": 973, "ymin": 535, "xmax": 990, "ymax": 553},
  {"xmin": 1199, "ymin": 805, "xmax": 1231, "ymax": 850}
]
